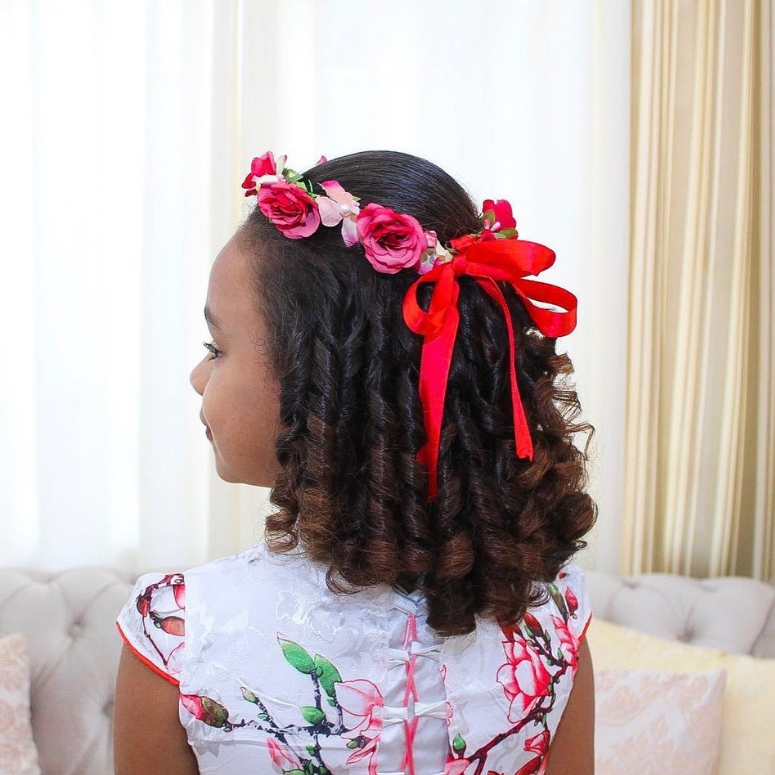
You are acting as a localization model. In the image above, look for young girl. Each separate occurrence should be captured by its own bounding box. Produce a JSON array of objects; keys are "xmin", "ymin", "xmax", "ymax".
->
[{"xmin": 113, "ymin": 150, "xmax": 597, "ymax": 775}]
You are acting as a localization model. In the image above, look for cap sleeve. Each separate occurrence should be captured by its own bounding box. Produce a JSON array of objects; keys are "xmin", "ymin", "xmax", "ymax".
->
[
  {"xmin": 116, "ymin": 571, "xmax": 186, "ymax": 686},
  {"xmin": 552, "ymin": 562, "xmax": 592, "ymax": 642}
]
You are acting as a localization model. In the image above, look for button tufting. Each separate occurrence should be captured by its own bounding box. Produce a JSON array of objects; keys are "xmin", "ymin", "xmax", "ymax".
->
[{"xmin": 69, "ymin": 621, "xmax": 83, "ymax": 638}]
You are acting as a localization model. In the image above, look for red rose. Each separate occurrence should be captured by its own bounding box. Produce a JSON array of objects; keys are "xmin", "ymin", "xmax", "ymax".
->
[
  {"xmin": 482, "ymin": 198, "xmax": 517, "ymax": 231},
  {"xmin": 241, "ymin": 152, "xmax": 279, "ymax": 196},
  {"xmin": 257, "ymin": 180, "xmax": 321, "ymax": 239},
  {"xmin": 449, "ymin": 230, "xmax": 497, "ymax": 253},
  {"xmin": 356, "ymin": 203, "xmax": 426, "ymax": 273}
]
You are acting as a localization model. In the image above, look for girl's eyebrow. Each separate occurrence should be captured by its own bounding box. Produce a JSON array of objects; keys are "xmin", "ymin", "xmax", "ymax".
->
[{"xmin": 204, "ymin": 305, "xmax": 223, "ymax": 331}]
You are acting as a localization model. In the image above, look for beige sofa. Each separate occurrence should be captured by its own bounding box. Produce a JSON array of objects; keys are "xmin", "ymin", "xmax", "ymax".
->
[{"xmin": 1, "ymin": 565, "xmax": 774, "ymax": 775}]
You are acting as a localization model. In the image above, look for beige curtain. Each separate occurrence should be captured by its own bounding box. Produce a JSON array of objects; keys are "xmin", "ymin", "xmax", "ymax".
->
[{"xmin": 625, "ymin": 0, "xmax": 775, "ymax": 579}]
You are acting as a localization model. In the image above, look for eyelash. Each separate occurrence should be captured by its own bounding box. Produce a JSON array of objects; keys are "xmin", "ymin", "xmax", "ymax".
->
[{"xmin": 203, "ymin": 341, "xmax": 222, "ymax": 360}]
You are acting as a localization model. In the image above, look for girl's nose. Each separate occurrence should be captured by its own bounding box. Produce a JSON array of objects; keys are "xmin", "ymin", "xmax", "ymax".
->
[{"xmin": 190, "ymin": 359, "xmax": 205, "ymax": 396}]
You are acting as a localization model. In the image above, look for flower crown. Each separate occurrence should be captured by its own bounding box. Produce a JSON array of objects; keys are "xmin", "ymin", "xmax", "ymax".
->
[
  {"xmin": 241, "ymin": 151, "xmax": 519, "ymax": 276},
  {"xmin": 242, "ymin": 152, "xmax": 578, "ymax": 502}
]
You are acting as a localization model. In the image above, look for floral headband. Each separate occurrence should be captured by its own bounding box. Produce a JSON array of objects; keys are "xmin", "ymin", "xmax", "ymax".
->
[{"xmin": 242, "ymin": 152, "xmax": 578, "ymax": 501}]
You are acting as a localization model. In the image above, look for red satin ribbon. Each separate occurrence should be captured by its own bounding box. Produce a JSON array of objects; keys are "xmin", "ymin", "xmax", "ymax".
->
[{"xmin": 402, "ymin": 239, "xmax": 577, "ymax": 500}]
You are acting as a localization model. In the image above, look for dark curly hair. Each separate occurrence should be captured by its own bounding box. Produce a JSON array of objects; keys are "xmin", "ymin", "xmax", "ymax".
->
[{"xmin": 237, "ymin": 150, "xmax": 596, "ymax": 637}]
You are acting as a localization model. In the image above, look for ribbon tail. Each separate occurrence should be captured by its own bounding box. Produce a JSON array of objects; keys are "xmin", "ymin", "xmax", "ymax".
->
[
  {"xmin": 477, "ymin": 278, "xmax": 534, "ymax": 460},
  {"xmin": 416, "ymin": 300, "xmax": 460, "ymax": 500}
]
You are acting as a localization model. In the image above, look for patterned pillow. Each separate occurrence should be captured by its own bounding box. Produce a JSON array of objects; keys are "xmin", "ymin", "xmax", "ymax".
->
[
  {"xmin": 588, "ymin": 617, "xmax": 775, "ymax": 774},
  {"xmin": 595, "ymin": 669, "xmax": 725, "ymax": 775},
  {"xmin": 0, "ymin": 633, "xmax": 41, "ymax": 775}
]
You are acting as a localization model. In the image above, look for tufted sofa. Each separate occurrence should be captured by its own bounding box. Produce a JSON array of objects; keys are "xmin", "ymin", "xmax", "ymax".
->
[{"xmin": 1, "ymin": 565, "xmax": 774, "ymax": 775}]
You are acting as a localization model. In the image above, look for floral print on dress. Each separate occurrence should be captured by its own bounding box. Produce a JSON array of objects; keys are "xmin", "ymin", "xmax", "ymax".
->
[
  {"xmin": 116, "ymin": 546, "xmax": 591, "ymax": 775},
  {"xmin": 179, "ymin": 634, "xmax": 384, "ymax": 775},
  {"xmin": 117, "ymin": 572, "xmax": 186, "ymax": 683},
  {"xmin": 443, "ymin": 578, "xmax": 583, "ymax": 775}
]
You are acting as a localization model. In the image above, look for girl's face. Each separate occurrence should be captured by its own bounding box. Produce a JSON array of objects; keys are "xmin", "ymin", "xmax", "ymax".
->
[{"xmin": 189, "ymin": 235, "xmax": 282, "ymax": 487}]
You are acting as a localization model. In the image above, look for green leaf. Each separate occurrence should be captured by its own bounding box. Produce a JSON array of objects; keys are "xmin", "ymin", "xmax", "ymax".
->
[
  {"xmin": 300, "ymin": 705, "xmax": 326, "ymax": 725},
  {"xmin": 282, "ymin": 770, "xmax": 305, "ymax": 775},
  {"xmin": 278, "ymin": 637, "xmax": 315, "ymax": 674},
  {"xmin": 346, "ymin": 739, "xmax": 359, "ymax": 749},
  {"xmin": 313, "ymin": 654, "xmax": 343, "ymax": 698},
  {"xmin": 305, "ymin": 745, "xmax": 316, "ymax": 756},
  {"xmin": 303, "ymin": 761, "xmax": 315, "ymax": 775},
  {"xmin": 452, "ymin": 733, "xmax": 467, "ymax": 753}
]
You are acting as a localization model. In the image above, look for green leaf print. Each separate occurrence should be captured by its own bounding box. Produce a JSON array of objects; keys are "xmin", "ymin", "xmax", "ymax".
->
[
  {"xmin": 313, "ymin": 654, "xmax": 342, "ymax": 698},
  {"xmin": 453, "ymin": 733, "xmax": 467, "ymax": 753},
  {"xmin": 300, "ymin": 705, "xmax": 326, "ymax": 725},
  {"xmin": 278, "ymin": 636, "xmax": 315, "ymax": 674}
]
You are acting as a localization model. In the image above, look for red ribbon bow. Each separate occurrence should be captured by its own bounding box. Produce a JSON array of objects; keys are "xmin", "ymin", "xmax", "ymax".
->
[{"xmin": 402, "ymin": 239, "xmax": 577, "ymax": 500}]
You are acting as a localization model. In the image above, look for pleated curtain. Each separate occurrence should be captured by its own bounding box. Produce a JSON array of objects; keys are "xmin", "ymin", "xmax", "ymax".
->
[{"xmin": 625, "ymin": 0, "xmax": 774, "ymax": 579}]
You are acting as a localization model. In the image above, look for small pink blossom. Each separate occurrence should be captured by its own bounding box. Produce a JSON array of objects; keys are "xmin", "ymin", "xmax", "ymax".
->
[
  {"xmin": 267, "ymin": 738, "xmax": 301, "ymax": 771},
  {"xmin": 356, "ymin": 203, "xmax": 426, "ymax": 274},
  {"xmin": 524, "ymin": 729, "xmax": 550, "ymax": 756},
  {"xmin": 444, "ymin": 758, "xmax": 471, "ymax": 774},
  {"xmin": 316, "ymin": 180, "xmax": 361, "ymax": 246},
  {"xmin": 257, "ymin": 180, "xmax": 321, "ymax": 239},
  {"xmin": 565, "ymin": 587, "xmax": 579, "ymax": 616},
  {"xmin": 173, "ymin": 582, "xmax": 186, "ymax": 609},
  {"xmin": 550, "ymin": 614, "xmax": 580, "ymax": 670}
]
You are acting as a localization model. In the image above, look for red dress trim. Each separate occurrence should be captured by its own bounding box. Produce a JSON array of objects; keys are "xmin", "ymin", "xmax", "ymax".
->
[{"xmin": 116, "ymin": 620, "xmax": 180, "ymax": 687}]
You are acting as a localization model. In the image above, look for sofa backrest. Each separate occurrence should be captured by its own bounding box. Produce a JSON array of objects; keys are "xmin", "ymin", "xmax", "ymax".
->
[{"xmin": 1, "ymin": 565, "xmax": 774, "ymax": 775}]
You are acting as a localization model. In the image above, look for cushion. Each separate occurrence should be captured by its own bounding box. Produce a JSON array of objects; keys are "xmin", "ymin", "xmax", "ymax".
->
[
  {"xmin": 595, "ymin": 668, "xmax": 725, "ymax": 775},
  {"xmin": 587, "ymin": 618, "xmax": 775, "ymax": 775},
  {"xmin": 0, "ymin": 633, "xmax": 41, "ymax": 775}
]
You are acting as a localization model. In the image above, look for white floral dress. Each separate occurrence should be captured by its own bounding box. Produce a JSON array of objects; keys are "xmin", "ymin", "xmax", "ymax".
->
[{"xmin": 116, "ymin": 541, "xmax": 591, "ymax": 775}]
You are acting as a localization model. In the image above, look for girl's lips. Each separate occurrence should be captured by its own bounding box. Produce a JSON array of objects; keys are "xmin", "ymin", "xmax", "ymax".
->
[{"xmin": 206, "ymin": 427, "xmax": 212, "ymax": 440}]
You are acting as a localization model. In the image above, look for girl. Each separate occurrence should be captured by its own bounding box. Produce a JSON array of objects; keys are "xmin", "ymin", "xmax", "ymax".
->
[{"xmin": 114, "ymin": 150, "xmax": 597, "ymax": 775}]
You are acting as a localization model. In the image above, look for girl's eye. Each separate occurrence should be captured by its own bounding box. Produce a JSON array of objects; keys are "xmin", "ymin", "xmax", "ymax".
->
[{"xmin": 202, "ymin": 341, "xmax": 222, "ymax": 360}]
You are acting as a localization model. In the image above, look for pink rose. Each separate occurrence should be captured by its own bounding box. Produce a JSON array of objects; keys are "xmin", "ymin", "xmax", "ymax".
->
[
  {"xmin": 496, "ymin": 638, "xmax": 552, "ymax": 721},
  {"xmin": 356, "ymin": 203, "xmax": 426, "ymax": 274},
  {"xmin": 257, "ymin": 180, "xmax": 321, "ymax": 239},
  {"xmin": 482, "ymin": 198, "xmax": 517, "ymax": 231}
]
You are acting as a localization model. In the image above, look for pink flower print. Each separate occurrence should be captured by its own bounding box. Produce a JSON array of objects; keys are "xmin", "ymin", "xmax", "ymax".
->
[
  {"xmin": 524, "ymin": 729, "xmax": 550, "ymax": 757},
  {"xmin": 173, "ymin": 581, "xmax": 186, "ymax": 609},
  {"xmin": 444, "ymin": 758, "xmax": 472, "ymax": 774},
  {"xmin": 564, "ymin": 586, "xmax": 578, "ymax": 617},
  {"xmin": 267, "ymin": 737, "xmax": 302, "ymax": 772},
  {"xmin": 317, "ymin": 180, "xmax": 361, "ymax": 246},
  {"xmin": 496, "ymin": 638, "xmax": 552, "ymax": 721},
  {"xmin": 550, "ymin": 614, "xmax": 579, "ymax": 670},
  {"xmin": 335, "ymin": 679, "xmax": 383, "ymax": 775}
]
